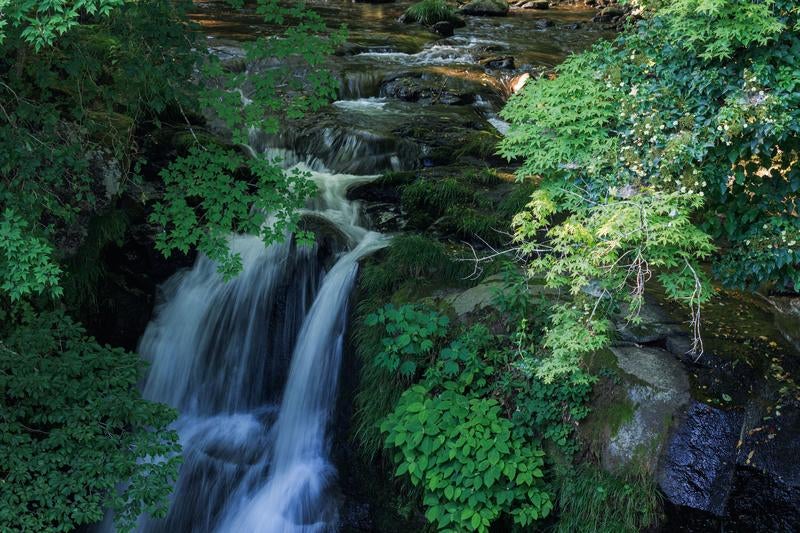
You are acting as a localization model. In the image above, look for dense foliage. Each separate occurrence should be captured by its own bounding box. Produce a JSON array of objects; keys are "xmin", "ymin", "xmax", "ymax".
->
[
  {"xmin": 0, "ymin": 310, "xmax": 180, "ymax": 532},
  {"xmin": 1, "ymin": 0, "xmax": 342, "ymax": 529},
  {"xmin": 360, "ymin": 286, "xmax": 592, "ymax": 531},
  {"xmin": 500, "ymin": 0, "xmax": 800, "ymax": 380}
]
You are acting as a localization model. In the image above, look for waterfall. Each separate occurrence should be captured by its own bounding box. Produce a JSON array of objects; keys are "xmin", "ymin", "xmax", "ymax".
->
[{"xmin": 131, "ymin": 161, "xmax": 387, "ymax": 533}]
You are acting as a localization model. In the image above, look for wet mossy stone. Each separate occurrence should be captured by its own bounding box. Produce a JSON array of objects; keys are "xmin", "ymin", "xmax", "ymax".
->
[
  {"xmin": 460, "ymin": 0, "xmax": 509, "ymax": 16},
  {"xmin": 596, "ymin": 346, "xmax": 690, "ymax": 473}
]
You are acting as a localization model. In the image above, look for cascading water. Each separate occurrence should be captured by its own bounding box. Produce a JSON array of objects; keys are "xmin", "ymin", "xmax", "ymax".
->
[
  {"xmin": 131, "ymin": 159, "xmax": 387, "ymax": 533},
  {"xmin": 114, "ymin": 5, "xmax": 608, "ymax": 531}
]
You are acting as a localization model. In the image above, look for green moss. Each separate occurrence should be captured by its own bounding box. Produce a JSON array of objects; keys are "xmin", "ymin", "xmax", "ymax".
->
[
  {"xmin": 401, "ymin": 177, "xmax": 475, "ymax": 222},
  {"xmin": 441, "ymin": 206, "xmax": 508, "ymax": 245},
  {"xmin": 377, "ymin": 170, "xmax": 417, "ymax": 187},
  {"xmin": 453, "ymin": 130, "xmax": 501, "ymax": 161},
  {"xmin": 578, "ymin": 349, "xmax": 637, "ymax": 454},
  {"xmin": 62, "ymin": 209, "xmax": 130, "ymax": 310}
]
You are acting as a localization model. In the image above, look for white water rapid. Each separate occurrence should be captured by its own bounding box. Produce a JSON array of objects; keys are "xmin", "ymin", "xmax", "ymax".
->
[{"xmin": 131, "ymin": 159, "xmax": 387, "ymax": 533}]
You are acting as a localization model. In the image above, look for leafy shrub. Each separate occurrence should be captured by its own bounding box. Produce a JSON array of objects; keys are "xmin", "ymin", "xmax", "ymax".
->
[
  {"xmin": 0, "ymin": 209, "xmax": 62, "ymax": 302},
  {"xmin": 382, "ymin": 385, "xmax": 552, "ymax": 532},
  {"xmin": 0, "ymin": 311, "xmax": 181, "ymax": 532},
  {"xmin": 375, "ymin": 316, "xmax": 593, "ymax": 531},
  {"xmin": 365, "ymin": 304, "xmax": 450, "ymax": 377},
  {"xmin": 501, "ymin": 1, "xmax": 800, "ymax": 292},
  {"xmin": 403, "ymin": 0, "xmax": 459, "ymax": 26},
  {"xmin": 151, "ymin": 146, "xmax": 315, "ymax": 279}
]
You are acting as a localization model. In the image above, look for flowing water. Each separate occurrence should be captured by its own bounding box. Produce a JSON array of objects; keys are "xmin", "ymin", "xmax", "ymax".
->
[
  {"xmin": 125, "ymin": 3, "xmax": 606, "ymax": 531},
  {"xmin": 134, "ymin": 164, "xmax": 387, "ymax": 533}
]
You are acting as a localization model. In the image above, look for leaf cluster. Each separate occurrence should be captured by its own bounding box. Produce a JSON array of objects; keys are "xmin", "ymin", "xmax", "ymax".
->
[{"xmin": 0, "ymin": 311, "xmax": 181, "ymax": 532}]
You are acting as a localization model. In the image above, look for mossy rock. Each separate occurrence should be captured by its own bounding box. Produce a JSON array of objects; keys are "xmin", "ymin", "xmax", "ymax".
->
[
  {"xmin": 459, "ymin": 0, "xmax": 509, "ymax": 16},
  {"xmin": 580, "ymin": 346, "xmax": 690, "ymax": 475}
]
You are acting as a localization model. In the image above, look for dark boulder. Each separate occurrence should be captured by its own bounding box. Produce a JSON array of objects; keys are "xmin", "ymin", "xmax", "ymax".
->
[
  {"xmin": 431, "ymin": 20, "xmax": 455, "ymax": 37},
  {"xmin": 658, "ymin": 402, "xmax": 743, "ymax": 516},
  {"xmin": 379, "ymin": 73, "xmax": 478, "ymax": 105}
]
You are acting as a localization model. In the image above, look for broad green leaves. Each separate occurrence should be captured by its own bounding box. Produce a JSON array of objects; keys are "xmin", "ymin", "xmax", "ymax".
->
[
  {"xmin": 151, "ymin": 146, "xmax": 316, "ymax": 279},
  {"xmin": 0, "ymin": 209, "xmax": 62, "ymax": 301},
  {"xmin": 381, "ymin": 383, "xmax": 552, "ymax": 532},
  {"xmin": 0, "ymin": 312, "xmax": 180, "ymax": 532},
  {"xmin": 2, "ymin": 0, "xmax": 125, "ymax": 49},
  {"xmin": 365, "ymin": 304, "xmax": 449, "ymax": 377},
  {"xmin": 371, "ymin": 312, "xmax": 592, "ymax": 531}
]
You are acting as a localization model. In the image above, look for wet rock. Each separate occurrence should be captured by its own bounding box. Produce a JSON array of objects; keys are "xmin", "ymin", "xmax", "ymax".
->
[
  {"xmin": 730, "ymin": 403, "xmax": 800, "ymax": 529},
  {"xmin": 431, "ymin": 20, "xmax": 455, "ymax": 37},
  {"xmin": 615, "ymin": 296, "xmax": 682, "ymax": 343},
  {"xmin": 561, "ymin": 21, "xmax": 581, "ymax": 30},
  {"xmin": 593, "ymin": 6, "xmax": 625, "ymax": 22},
  {"xmin": 459, "ymin": 0, "xmax": 509, "ymax": 17},
  {"xmin": 765, "ymin": 295, "xmax": 800, "ymax": 352},
  {"xmin": 379, "ymin": 73, "xmax": 477, "ymax": 105},
  {"xmin": 521, "ymin": 0, "xmax": 549, "ymax": 9},
  {"xmin": 534, "ymin": 18, "xmax": 554, "ymax": 29},
  {"xmin": 480, "ymin": 56, "xmax": 515, "ymax": 70},
  {"xmin": 658, "ymin": 402, "xmax": 743, "ymax": 516},
  {"xmin": 602, "ymin": 346, "xmax": 691, "ymax": 472},
  {"xmin": 728, "ymin": 465, "xmax": 800, "ymax": 531}
]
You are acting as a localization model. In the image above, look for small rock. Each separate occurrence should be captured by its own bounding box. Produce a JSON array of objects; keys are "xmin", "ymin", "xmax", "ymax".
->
[
  {"xmin": 593, "ymin": 6, "xmax": 625, "ymax": 22},
  {"xmin": 534, "ymin": 18, "xmax": 554, "ymax": 29}
]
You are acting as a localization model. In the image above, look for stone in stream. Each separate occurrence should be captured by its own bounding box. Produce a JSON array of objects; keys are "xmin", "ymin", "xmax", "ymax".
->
[
  {"xmin": 431, "ymin": 20, "xmax": 455, "ymax": 37},
  {"xmin": 379, "ymin": 73, "xmax": 479, "ymax": 105},
  {"xmin": 480, "ymin": 56, "xmax": 515, "ymax": 70},
  {"xmin": 534, "ymin": 18, "xmax": 554, "ymax": 29},
  {"xmin": 593, "ymin": 6, "xmax": 625, "ymax": 22},
  {"xmin": 520, "ymin": 0, "xmax": 550, "ymax": 9},
  {"xmin": 459, "ymin": 0, "xmax": 509, "ymax": 16}
]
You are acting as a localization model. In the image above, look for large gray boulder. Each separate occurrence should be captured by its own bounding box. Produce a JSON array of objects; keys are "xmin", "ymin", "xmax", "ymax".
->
[{"xmin": 601, "ymin": 346, "xmax": 690, "ymax": 472}]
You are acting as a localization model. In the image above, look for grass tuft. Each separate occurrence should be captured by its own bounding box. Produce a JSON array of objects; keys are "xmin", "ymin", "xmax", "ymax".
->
[
  {"xmin": 404, "ymin": 0, "xmax": 459, "ymax": 26},
  {"xmin": 555, "ymin": 465, "xmax": 662, "ymax": 533}
]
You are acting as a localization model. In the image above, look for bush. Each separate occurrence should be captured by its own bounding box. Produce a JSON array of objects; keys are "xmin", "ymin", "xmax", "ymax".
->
[{"xmin": 0, "ymin": 311, "xmax": 180, "ymax": 532}]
